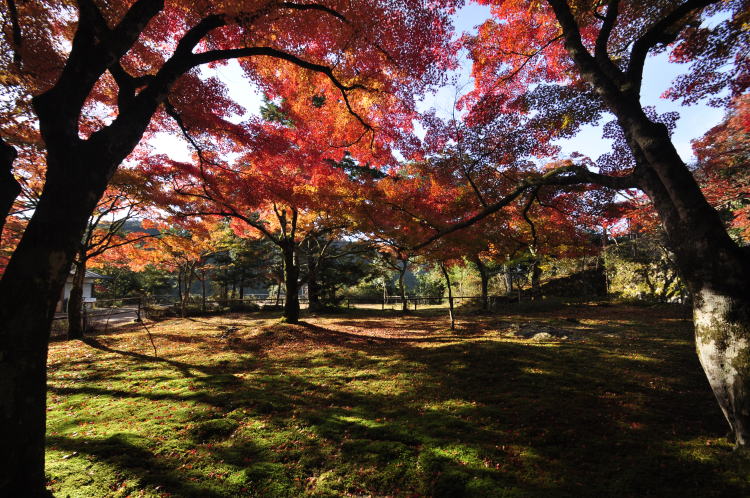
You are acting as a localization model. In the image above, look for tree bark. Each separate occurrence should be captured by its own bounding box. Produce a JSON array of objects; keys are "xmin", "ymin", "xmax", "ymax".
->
[
  {"xmin": 177, "ymin": 268, "xmax": 185, "ymax": 317},
  {"xmin": 0, "ymin": 152, "xmax": 110, "ymax": 493},
  {"xmin": 609, "ymin": 92, "xmax": 750, "ymax": 446},
  {"xmin": 282, "ymin": 243, "xmax": 300, "ymax": 323},
  {"xmin": 0, "ymin": 137, "xmax": 20, "ymax": 238},
  {"xmin": 67, "ymin": 255, "xmax": 87, "ymax": 340},
  {"xmin": 398, "ymin": 259, "xmax": 408, "ymax": 312},
  {"xmin": 440, "ymin": 263, "xmax": 455, "ymax": 330},
  {"xmin": 473, "ymin": 256, "xmax": 490, "ymax": 311},
  {"xmin": 530, "ymin": 258, "xmax": 542, "ymax": 301},
  {"xmin": 544, "ymin": 0, "xmax": 750, "ymax": 444},
  {"xmin": 503, "ymin": 263, "xmax": 513, "ymax": 295},
  {"xmin": 308, "ymin": 269, "xmax": 322, "ymax": 312},
  {"xmin": 636, "ymin": 158, "xmax": 750, "ymax": 445}
]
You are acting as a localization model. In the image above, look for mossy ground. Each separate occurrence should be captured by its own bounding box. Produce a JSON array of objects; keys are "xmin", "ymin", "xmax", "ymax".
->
[{"xmin": 46, "ymin": 303, "xmax": 750, "ymax": 497}]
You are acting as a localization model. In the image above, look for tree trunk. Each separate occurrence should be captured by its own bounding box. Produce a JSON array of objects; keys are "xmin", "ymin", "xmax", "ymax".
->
[
  {"xmin": 473, "ymin": 256, "xmax": 489, "ymax": 311},
  {"xmin": 67, "ymin": 256, "xmax": 88, "ymax": 340},
  {"xmin": 440, "ymin": 263, "xmax": 455, "ymax": 330},
  {"xmin": 613, "ymin": 108, "xmax": 750, "ymax": 445},
  {"xmin": 0, "ymin": 156, "xmax": 110, "ymax": 494},
  {"xmin": 398, "ymin": 260, "xmax": 408, "ymax": 312},
  {"xmin": 201, "ymin": 272, "xmax": 206, "ymax": 312},
  {"xmin": 0, "ymin": 137, "xmax": 20, "ymax": 238},
  {"xmin": 308, "ymin": 270, "xmax": 322, "ymax": 312},
  {"xmin": 624, "ymin": 112, "xmax": 750, "ymax": 444},
  {"xmin": 184, "ymin": 268, "xmax": 194, "ymax": 314},
  {"xmin": 282, "ymin": 244, "xmax": 300, "ymax": 323},
  {"xmin": 550, "ymin": 17, "xmax": 750, "ymax": 444},
  {"xmin": 530, "ymin": 258, "xmax": 542, "ymax": 301},
  {"xmin": 503, "ymin": 263, "xmax": 513, "ymax": 295},
  {"xmin": 639, "ymin": 164, "xmax": 750, "ymax": 445},
  {"xmin": 177, "ymin": 269, "xmax": 185, "ymax": 317}
]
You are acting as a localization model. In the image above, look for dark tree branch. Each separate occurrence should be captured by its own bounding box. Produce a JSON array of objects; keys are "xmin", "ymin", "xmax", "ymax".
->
[
  {"xmin": 110, "ymin": 62, "xmax": 153, "ymax": 111},
  {"xmin": 594, "ymin": 0, "xmax": 627, "ymax": 85},
  {"xmin": 88, "ymin": 232, "xmax": 155, "ymax": 259},
  {"xmin": 278, "ymin": 2, "xmax": 348, "ymax": 23},
  {"xmin": 595, "ymin": 0, "xmax": 619, "ymax": 58},
  {"xmin": 627, "ymin": 0, "xmax": 719, "ymax": 90},
  {"xmin": 4, "ymin": 0, "xmax": 22, "ymax": 64},
  {"xmin": 521, "ymin": 188, "xmax": 539, "ymax": 249},
  {"xmin": 547, "ymin": 0, "xmax": 628, "ymax": 104}
]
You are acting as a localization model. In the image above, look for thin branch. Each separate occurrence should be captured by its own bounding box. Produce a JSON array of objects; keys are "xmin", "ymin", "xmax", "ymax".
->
[
  {"xmin": 413, "ymin": 164, "xmax": 638, "ymax": 251},
  {"xmin": 4, "ymin": 0, "xmax": 22, "ymax": 64},
  {"xmin": 187, "ymin": 46, "xmax": 373, "ymax": 134}
]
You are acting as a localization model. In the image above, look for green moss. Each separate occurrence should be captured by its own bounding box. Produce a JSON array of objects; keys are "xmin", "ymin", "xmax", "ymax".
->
[
  {"xmin": 45, "ymin": 306, "xmax": 750, "ymax": 496},
  {"xmin": 189, "ymin": 418, "xmax": 240, "ymax": 442}
]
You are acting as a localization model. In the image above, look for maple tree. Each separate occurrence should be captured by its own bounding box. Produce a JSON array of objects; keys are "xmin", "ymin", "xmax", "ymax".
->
[
  {"xmin": 692, "ymin": 94, "xmax": 750, "ymax": 241},
  {"xmin": 418, "ymin": 0, "xmax": 750, "ymax": 446},
  {"xmin": 416, "ymin": 109, "xmax": 611, "ymax": 306},
  {"xmin": 0, "ymin": 0, "xmax": 459, "ymax": 491},
  {"xmin": 135, "ymin": 226, "xmax": 222, "ymax": 316},
  {"xmin": 142, "ymin": 114, "xmax": 367, "ymax": 322}
]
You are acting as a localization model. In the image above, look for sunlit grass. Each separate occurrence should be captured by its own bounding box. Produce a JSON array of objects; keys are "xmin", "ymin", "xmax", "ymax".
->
[{"xmin": 46, "ymin": 304, "xmax": 750, "ymax": 497}]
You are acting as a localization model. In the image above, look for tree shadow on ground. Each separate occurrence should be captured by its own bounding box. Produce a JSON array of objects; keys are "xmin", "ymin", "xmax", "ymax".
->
[{"xmin": 46, "ymin": 307, "xmax": 749, "ymax": 497}]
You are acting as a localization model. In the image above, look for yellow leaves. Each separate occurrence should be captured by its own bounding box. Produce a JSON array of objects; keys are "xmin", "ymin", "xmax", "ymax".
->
[{"xmin": 561, "ymin": 113, "xmax": 573, "ymax": 130}]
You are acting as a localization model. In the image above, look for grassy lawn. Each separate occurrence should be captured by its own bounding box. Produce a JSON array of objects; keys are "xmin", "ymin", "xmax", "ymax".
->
[{"xmin": 45, "ymin": 303, "xmax": 750, "ymax": 497}]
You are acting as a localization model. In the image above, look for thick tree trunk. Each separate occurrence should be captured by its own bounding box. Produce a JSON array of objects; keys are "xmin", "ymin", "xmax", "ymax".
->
[
  {"xmin": 613, "ymin": 108, "xmax": 750, "ymax": 443},
  {"xmin": 622, "ymin": 112, "xmax": 750, "ymax": 445},
  {"xmin": 282, "ymin": 244, "xmax": 300, "ymax": 323},
  {"xmin": 67, "ymin": 256, "xmax": 87, "ymax": 340},
  {"xmin": 0, "ymin": 137, "xmax": 20, "ymax": 237},
  {"xmin": 551, "ymin": 18, "xmax": 750, "ymax": 443},
  {"xmin": 0, "ymin": 2, "xmax": 174, "ymax": 490},
  {"xmin": 693, "ymin": 288, "xmax": 750, "ymax": 445},
  {"xmin": 0, "ymin": 153, "xmax": 109, "ymax": 494}
]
